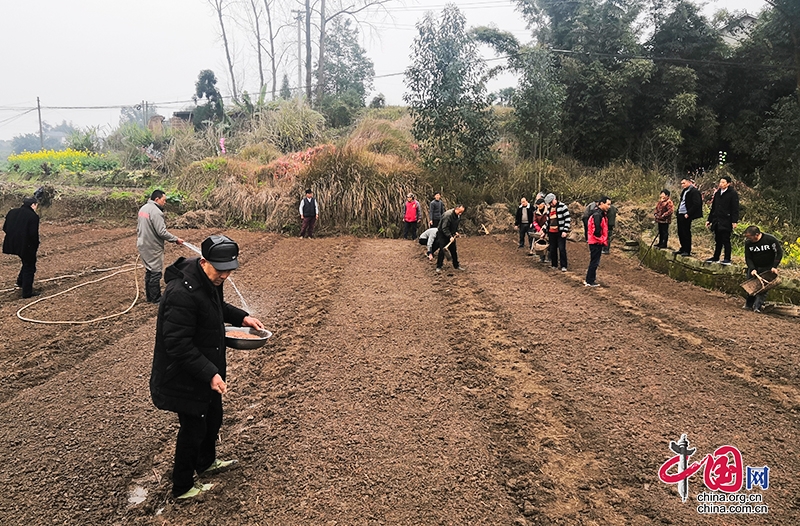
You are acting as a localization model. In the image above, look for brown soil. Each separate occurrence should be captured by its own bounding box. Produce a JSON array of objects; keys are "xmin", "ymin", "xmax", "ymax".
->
[{"xmin": 1, "ymin": 225, "xmax": 798, "ymax": 525}]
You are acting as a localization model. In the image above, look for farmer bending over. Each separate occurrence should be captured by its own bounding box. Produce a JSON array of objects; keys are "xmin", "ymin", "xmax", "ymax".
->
[{"xmin": 743, "ymin": 226, "xmax": 782, "ymax": 313}]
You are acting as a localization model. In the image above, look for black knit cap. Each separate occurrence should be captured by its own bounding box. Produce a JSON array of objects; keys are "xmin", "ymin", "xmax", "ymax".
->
[{"xmin": 201, "ymin": 235, "xmax": 239, "ymax": 271}]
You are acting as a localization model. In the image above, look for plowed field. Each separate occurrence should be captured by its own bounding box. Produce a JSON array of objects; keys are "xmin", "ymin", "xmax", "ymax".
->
[{"xmin": 1, "ymin": 225, "xmax": 798, "ymax": 525}]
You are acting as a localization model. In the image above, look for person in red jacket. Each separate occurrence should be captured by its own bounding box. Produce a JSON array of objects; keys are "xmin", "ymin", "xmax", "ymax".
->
[
  {"xmin": 654, "ymin": 189, "xmax": 674, "ymax": 249},
  {"xmin": 402, "ymin": 193, "xmax": 420, "ymax": 240},
  {"xmin": 584, "ymin": 196, "xmax": 612, "ymax": 287}
]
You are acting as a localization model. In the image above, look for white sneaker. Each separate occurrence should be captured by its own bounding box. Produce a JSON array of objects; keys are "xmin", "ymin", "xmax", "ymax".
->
[{"xmin": 561, "ymin": 267, "xmax": 568, "ymax": 272}]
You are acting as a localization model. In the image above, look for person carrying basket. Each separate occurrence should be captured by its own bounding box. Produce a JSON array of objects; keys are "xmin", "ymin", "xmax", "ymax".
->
[{"xmin": 743, "ymin": 226, "xmax": 783, "ymax": 313}]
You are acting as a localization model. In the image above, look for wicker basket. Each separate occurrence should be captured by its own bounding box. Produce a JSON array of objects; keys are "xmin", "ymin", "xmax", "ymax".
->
[
  {"xmin": 740, "ymin": 271, "xmax": 780, "ymax": 296},
  {"xmin": 533, "ymin": 238, "xmax": 549, "ymax": 255}
]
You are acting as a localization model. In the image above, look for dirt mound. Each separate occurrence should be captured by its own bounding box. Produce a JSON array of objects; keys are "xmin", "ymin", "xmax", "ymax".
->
[
  {"xmin": 473, "ymin": 203, "xmax": 513, "ymax": 234},
  {"xmin": 172, "ymin": 209, "xmax": 225, "ymax": 229}
]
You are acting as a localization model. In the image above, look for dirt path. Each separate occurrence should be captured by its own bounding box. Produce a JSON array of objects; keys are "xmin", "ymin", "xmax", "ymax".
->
[{"xmin": 0, "ymin": 227, "xmax": 798, "ymax": 525}]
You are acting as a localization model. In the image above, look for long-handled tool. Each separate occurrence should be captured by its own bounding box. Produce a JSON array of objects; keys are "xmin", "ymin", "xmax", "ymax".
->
[{"xmin": 637, "ymin": 231, "xmax": 658, "ymax": 268}]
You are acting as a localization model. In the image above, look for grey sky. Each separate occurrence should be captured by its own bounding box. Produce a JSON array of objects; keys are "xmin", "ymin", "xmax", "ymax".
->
[{"xmin": 0, "ymin": 0, "xmax": 768, "ymax": 142}]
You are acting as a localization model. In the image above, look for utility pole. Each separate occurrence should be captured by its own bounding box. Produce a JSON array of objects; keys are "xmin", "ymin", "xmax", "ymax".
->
[{"xmin": 37, "ymin": 97, "xmax": 44, "ymax": 151}]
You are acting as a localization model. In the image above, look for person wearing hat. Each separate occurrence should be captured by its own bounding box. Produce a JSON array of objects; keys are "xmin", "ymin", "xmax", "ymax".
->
[
  {"xmin": 299, "ymin": 189, "xmax": 319, "ymax": 238},
  {"xmin": 137, "ymin": 190, "xmax": 184, "ymax": 303},
  {"xmin": 2, "ymin": 196, "xmax": 41, "ymax": 298},
  {"xmin": 402, "ymin": 192, "xmax": 421, "ymax": 240},
  {"xmin": 150, "ymin": 235, "xmax": 265, "ymax": 500}
]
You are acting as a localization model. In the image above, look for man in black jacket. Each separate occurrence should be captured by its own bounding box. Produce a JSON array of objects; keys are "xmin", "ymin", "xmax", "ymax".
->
[
  {"xmin": 435, "ymin": 205, "xmax": 465, "ymax": 272},
  {"xmin": 705, "ymin": 176, "xmax": 740, "ymax": 265},
  {"xmin": 150, "ymin": 235, "xmax": 265, "ymax": 499},
  {"xmin": 743, "ymin": 226, "xmax": 783, "ymax": 313},
  {"xmin": 514, "ymin": 197, "xmax": 532, "ymax": 248},
  {"xmin": 675, "ymin": 178, "xmax": 703, "ymax": 256},
  {"xmin": 2, "ymin": 197, "xmax": 40, "ymax": 298},
  {"xmin": 429, "ymin": 192, "xmax": 444, "ymax": 228}
]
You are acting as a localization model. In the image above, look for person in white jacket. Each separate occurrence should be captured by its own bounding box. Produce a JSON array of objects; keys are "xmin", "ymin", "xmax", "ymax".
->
[
  {"xmin": 137, "ymin": 190, "xmax": 183, "ymax": 303},
  {"xmin": 418, "ymin": 227, "xmax": 449, "ymax": 261}
]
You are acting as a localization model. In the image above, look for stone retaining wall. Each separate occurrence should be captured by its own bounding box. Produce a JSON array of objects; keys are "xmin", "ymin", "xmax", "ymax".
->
[{"xmin": 637, "ymin": 243, "xmax": 800, "ymax": 305}]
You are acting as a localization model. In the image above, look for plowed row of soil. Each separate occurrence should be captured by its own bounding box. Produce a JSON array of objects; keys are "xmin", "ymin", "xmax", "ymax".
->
[{"xmin": 0, "ymin": 224, "xmax": 798, "ymax": 525}]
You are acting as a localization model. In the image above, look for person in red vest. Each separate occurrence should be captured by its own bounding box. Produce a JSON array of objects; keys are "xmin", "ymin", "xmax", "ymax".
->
[
  {"xmin": 584, "ymin": 196, "xmax": 612, "ymax": 287},
  {"xmin": 402, "ymin": 193, "xmax": 420, "ymax": 240}
]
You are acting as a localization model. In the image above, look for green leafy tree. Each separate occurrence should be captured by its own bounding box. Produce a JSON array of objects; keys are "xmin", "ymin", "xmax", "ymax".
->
[
  {"xmin": 639, "ymin": 1, "xmax": 727, "ymax": 168},
  {"xmin": 279, "ymin": 74, "xmax": 293, "ymax": 99},
  {"xmin": 473, "ymin": 27, "xmax": 564, "ymax": 160},
  {"xmin": 369, "ymin": 93, "xmax": 386, "ymax": 108},
  {"xmin": 319, "ymin": 17, "xmax": 374, "ymax": 104},
  {"xmin": 11, "ymin": 121, "xmax": 77, "ymax": 153},
  {"xmin": 719, "ymin": 4, "xmax": 798, "ymax": 176},
  {"xmin": 193, "ymin": 69, "xmax": 225, "ymax": 128},
  {"xmin": 514, "ymin": 0, "xmax": 646, "ymax": 163},
  {"xmin": 754, "ymin": 95, "xmax": 800, "ymax": 219},
  {"xmin": 404, "ymin": 5, "xmax": 497, "ymax": 181}
]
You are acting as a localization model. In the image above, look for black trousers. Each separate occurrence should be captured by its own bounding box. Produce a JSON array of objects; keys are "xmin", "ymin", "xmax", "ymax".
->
[
  {"xmin": 144, "ymin": 270, "xmax": 163, "ymax": 303},
  {"xmin": 518, "ymin": 223, "xmax": 530, "ymax": 247},
  {"xmin": 436, "ymin": 233, "xmax": 459, "ymax": 269},
  {"xmin": 402, "ymin": 221, "xmax": 418, "ymax": 240},
  {"xmin": 419, "ymin": 236, "xmax": 442, "ymax": 255},
  {"xmin": 746, "ymin": 267, "xmax": 772, "ymax": 310},
  {"xmin": 548, "ymin": 231, "xmax": 567, "ymax": 269},
  {"xmin": 676, "ymin": 215, "xmax": 693, "ymax": 254},
  {"xmin": 712, "ymin": 228, "xmax": 732, "ymax": 260},
  {"xmin": 17, "ymin": 253, "xmax": 37, "ymax": 297},
  {"xmin": 173, "ymin": 396, "xmax": 223, "ymax": 497},
  {"xmin": 657, "ymin": 223, "xmax": 670, "ymax": 248},
  {"xmin": 585, "ymin": 244, "xmax": 604, "ymax": 284}
]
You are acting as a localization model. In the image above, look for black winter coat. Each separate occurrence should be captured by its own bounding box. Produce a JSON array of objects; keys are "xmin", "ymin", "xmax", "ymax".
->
[
  {"xmin": 678, "ymin": 186, "xmax": 703, "ymax": 220},
  {"xmin": 2, "ymin": 205, "xmax": 39, "ymax": 259},
  {"xmin": 515, "ymin": 204, "xmax": 533, "ymax": 226},
  {"xmin": 150, "ymin": 257, "xmax": 248, "ymax": 416},
  {"xmin": 707, "ymin": 187, "xmax": 740, "ymax": 232},
  {"xmin": 437, "ymin": 208, "xmax": 461, "ymax": 238}
]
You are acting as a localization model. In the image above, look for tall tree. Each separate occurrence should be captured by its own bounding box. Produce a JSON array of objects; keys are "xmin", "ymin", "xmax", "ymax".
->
[
  {"xmin": 472, "ymin": 27, "xmax": 564, "ymax": 160},
  {"xmin": 514, "ymin": 0, "xmax": 651, "ymax": 163},
  {"xmin": 764, "ymin": 0, "xmax": 800, "ymax": 102},
  {"xmin": 319, "ymin": 17, "xmax": 374, "ymax": 102},
  {"xmin": 404, "ymin": 5, "xmax": 497, "ymax": 180},
  {"xmin": 193, "ymin": 69, "xmax": 225, "ymax": 127},
  {"xmin": 208, "ymin": 0, "xmax": 239, "ymax": 101},
  {"xmin": 313, "ymin": 0, "xmax": 391, "ymax": 105},
  {"xmin": 280, "ymin": 73, "xmax": 293, "ymax": 99},
  {"xmin": 262, "ymin": 0, "xmax": 287, "ymax": 100}
]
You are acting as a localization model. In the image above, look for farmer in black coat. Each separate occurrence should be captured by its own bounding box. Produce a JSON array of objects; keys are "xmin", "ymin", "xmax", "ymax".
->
[
  {"xmin": 150, "ymin": 235, "xmax": 265, "ymax": 500},
  {"xmin": 675, "ymin": 178, "xmax": 703, "ymax": 256},
  {"xmin": 2, "ymin": 197, "xmax": 40, "ymax": 298},
  {"xmin": 705, "ymin": 176, "xmax": 740, "ymax": 265},
  {"xmin": 435, "ymin": 205, "xmax": 465, "ymax": 272}
]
